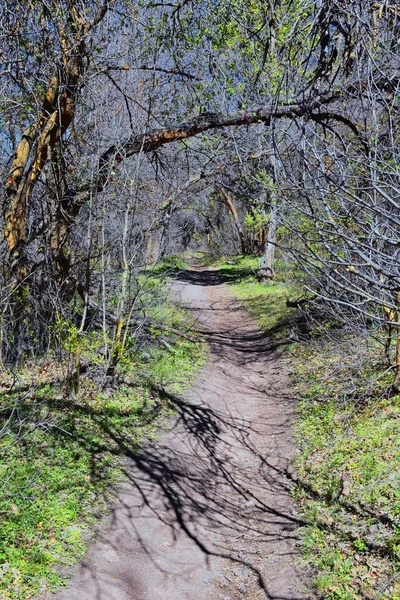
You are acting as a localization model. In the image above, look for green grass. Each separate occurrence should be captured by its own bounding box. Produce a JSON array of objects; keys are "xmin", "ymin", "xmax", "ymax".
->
[
  {"xmin": 216, "ymin": 254, "xmax": 400, "ymax": 599},
  {"xmin": 5, "ymin": 251, "xmax": 399, "ymax": 599},
  {"xmin": 193, "ymin": 253, "xmax": 260, "ymax": 285},
  {"xmin": 212, "ymin": 254, "xmax": 300, "ymax": 338},
  {"xmin": 230, "ymin": 278, "xmax": 299, "ymax": 335},
  {"xmin": 198, "ymin": 253, "xmax": 258, "ymax": 270},
  {"xmin": 198, "ymin": 252, "xmax": 302, "ymax": 283},
  {"xmin": 291, "ymin": 338, "xmax": 400, "ymax": 599},
  {"xmin": 147, "ymin": 254, "xmax": 189, "ymax": 275},
  {"xmin": 0, "ymin": 294, "xmax": 205, "ymax": 599}
]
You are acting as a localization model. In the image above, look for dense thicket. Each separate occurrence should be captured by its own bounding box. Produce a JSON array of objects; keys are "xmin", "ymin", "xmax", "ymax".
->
[{"xmin": 1, "ymin": 0, "xmax": 399, "ymax": 384}]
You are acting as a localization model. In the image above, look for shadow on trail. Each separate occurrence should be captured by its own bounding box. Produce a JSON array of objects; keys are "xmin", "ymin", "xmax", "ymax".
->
[
  {"xmin": 175, "ymin": 267, "xmax": 255, "ymax": 286},
  {"xmin": 116, "ymin": 388, "xmax": 308, "ymax": 600},
  {"xmin": 51, "ymin": 287, "xmax": 308, "ymax": 599},
  {"xmin": 175, "ymin": 268, "xmax": 298, "ymax": 356},
  {"xmin": 199, "ymin": 317, "xmax": 294, "ymax": 362},
  {"xmin": 30, "ymin": 316, "xmax": 308, "ymax": 599},
  {"xmin": 15, "ymin": 267, "xmax": 310, "ymax": 600},
  {"xmin": 17, "ymin": 375, "xmax": 308, "ymax": 599},
  {"xmin": 56, "ymin": 384, "xmax": 307, "ymax": 599}
]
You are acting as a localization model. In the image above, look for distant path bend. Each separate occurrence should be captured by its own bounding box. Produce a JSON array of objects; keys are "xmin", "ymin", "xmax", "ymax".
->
[{"xmin": 52, "ymin": 271, "xmax": 314, "ymax": 600}]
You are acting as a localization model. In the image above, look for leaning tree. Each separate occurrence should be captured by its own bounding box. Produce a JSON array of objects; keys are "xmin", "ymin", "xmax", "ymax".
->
[{"xmin": 2, "ymin": 0, "xmax": 399, "ymax": 377}]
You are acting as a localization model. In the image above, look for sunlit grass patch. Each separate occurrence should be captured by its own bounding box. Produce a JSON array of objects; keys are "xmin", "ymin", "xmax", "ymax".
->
[
  {"xmin": 230, "ymin": 278, "xmax": 299, "ymax": 334},
  {"xmin": 146, "ymin": 254, "xmax": 189, "ymax": 275},
  {"xmin": 0, "ymin": 292, "xmax": 205, "ymax": 599},
  {"xmin": 291, "ymin": 337, "xmax": 400, "ymax": 599},
  {"xmin": 220, "ymin": 256, "xmax": 400, "ymax": 599},
  {"xmin": 0, "ymin": 389, "xmax": 117, "ymax": 599}
]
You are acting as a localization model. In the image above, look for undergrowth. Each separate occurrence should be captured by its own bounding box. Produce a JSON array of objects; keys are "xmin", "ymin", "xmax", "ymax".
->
[
  {"xmin": 0, "ymin": 288, "xmax": 205, "ymax": 599},
  {"xmin": 206, "ymin": 254, "xmax": 300, "ymax": 338},
  {"xmin": 147, "ymin": 254, "xmax": 189, "ymax": 275},
  {"xmin": 292, "ymin": 338, "xmax": 400, "ymax": 600},
  {"xmin": 218, "ymin": 254, "xmax": 400, "ymax": 600}
]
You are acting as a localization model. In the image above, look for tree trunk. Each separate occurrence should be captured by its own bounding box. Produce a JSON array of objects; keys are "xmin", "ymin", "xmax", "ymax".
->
[
  {"xmin": 217, "ymin": 187, "xmax": 246, "ymax": 254},
  {"xmin": 259, "ymin": 190, "xmax": 278, "ymax": 283},
  {"xmin": 1, "ymin": 6, "xmax": 109, "ymax": 362},
  {"xmin": 393, "ymin": 294, "xmax": 400, "ymax": 392}
]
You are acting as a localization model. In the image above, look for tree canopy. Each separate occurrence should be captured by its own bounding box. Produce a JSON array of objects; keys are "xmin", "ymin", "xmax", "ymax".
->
[{"xmin": 0, "ymin": 0, "xmax": 399, "ymax": 382}]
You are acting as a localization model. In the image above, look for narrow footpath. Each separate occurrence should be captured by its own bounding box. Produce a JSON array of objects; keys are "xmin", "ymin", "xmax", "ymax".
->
[{"xmin": 53, "ymin": 270, "xmax": 314, "ymax": 600}]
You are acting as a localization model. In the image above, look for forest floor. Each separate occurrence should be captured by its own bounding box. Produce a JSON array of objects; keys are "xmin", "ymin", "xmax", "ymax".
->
[{"xmin": 50, "ymin": 268, "xmax": 314, "ymax": 600}]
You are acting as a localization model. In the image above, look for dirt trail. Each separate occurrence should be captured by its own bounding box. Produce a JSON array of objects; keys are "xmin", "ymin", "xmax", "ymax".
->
[{"xmin": 52, "ymin": 271, "xmax": 314, "ymax": 600}]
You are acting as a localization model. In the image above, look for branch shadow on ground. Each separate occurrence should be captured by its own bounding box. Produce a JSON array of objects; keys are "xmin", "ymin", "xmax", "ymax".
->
[
  {"xmin": 45, "ymin": 381, "xmax": 309, "ymax": 600},
  {"xmin": 175, "ymin": 267, "xmax": 255, "ymax": 286},
  {"xmin": 1, "ymin": 267, "xmax": 312, "ymax": 600},
  {"xmin": 1, "ymin": 370, "xmax": 308, "ymax": 598},
  {"xmin": 44, "ymin": 291, "xmax": 309, "ymax": 598}
]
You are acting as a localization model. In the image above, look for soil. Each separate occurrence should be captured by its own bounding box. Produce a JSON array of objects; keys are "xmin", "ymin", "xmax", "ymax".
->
[{"xmin": 50, "ymin": 270, "xmax": 315, "ymax": 600}]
